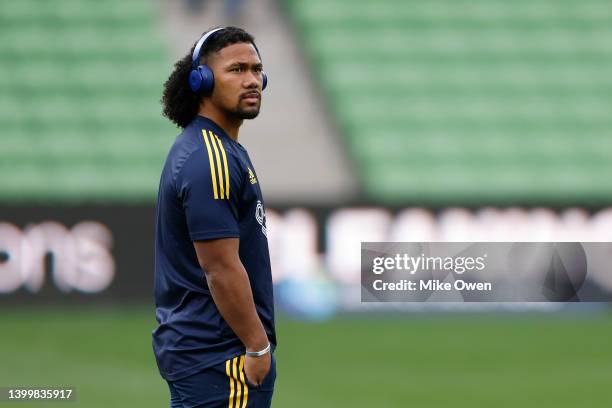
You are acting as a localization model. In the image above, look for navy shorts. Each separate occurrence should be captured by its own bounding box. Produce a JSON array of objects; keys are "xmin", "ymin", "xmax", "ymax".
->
[{"xmin": 167, "ymin": 354, "xmax": 276, "ymax": 408}]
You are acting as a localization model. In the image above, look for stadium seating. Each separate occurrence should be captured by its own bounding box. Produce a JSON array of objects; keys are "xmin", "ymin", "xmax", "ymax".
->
[
  {"xmin": 0, "ymin": 0, "xmax": 174, "ymax": 201},
  {"xmin": 286, "ymin": 0, "xmax": 612, "ymax": 205}
]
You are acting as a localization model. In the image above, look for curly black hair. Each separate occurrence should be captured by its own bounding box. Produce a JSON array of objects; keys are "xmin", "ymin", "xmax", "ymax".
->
[{"xmin": 161, "ymin": 27, "xmax": 258, "ymax": 128}]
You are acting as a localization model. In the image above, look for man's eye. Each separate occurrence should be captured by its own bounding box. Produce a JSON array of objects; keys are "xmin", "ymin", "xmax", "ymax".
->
[{"xmin": 231, "ymin": 67, "xmax": 242, "ymax": 72}]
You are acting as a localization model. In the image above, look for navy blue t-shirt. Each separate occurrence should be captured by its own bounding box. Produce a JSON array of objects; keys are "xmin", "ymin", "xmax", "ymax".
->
[{"xmin": 152, "ymin": 115, "xmax": 276, "ymax": 381}]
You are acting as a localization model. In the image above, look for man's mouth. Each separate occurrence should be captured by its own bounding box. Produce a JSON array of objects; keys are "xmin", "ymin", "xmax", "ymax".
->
[{"xmin": 241, "ymin": 92, "xmax": 260, "ymax": 102}]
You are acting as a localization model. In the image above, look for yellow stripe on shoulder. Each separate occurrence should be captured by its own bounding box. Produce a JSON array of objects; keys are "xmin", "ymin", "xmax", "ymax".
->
[
  {"xmin": 214, "ymin": 134, "xmax": 230, "ymax": 199},
  {"xmin": 202, "ymin": 130, "xmax": 219, "ymax": 199},
  {"xmin": 208, "ymin": 130, "xmax": 226, "ymax": 199}
]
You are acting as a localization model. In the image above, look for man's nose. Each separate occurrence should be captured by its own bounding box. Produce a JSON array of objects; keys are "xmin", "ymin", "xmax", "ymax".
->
[{"xmin": 243, "ymin": 71, "xmax": 261, "ymax": 88}]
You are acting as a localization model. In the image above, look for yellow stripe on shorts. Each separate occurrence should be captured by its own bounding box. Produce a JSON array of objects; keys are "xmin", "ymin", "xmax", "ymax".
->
[
  {"xmin": 226, "ymin": 356, "xmax": 248, "ymax": 408},
  {"xmin": 226, "ymin": 359, "xmax": 235, "ymax": 408},
  {"xmin": 238, "ymin": 355, "xmax": 248, "ymax": 408},
  {"xmin": 232, "ymin": 357, "xmax": 242, "ymax": 408}
]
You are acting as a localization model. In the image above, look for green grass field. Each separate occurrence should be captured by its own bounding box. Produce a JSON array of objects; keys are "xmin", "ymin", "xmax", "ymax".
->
[{"xmin": 0, "ymin": 306, "xmax": 610, "ymax": 407}]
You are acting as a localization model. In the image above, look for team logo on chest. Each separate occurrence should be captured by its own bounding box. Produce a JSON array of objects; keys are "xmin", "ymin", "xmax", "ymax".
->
[
  {"xmin": 255, "ymin": 200, "xmax": 267, "ymax": 237},
  {"xmin": 247, "ymin": 167, "xmax": 257, "ymax": 184}
]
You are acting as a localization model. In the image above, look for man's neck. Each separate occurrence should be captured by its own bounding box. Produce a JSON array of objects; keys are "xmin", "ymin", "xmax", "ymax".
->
[{"xmin": 198, "ymin": 105, "xmax": 242, "ymax": 141}]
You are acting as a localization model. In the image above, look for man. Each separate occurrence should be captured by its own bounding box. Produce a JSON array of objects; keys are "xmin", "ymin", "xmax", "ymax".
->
[{"xmin": 153, "ymin": 27, "xmax": 276, "ymax": 407}]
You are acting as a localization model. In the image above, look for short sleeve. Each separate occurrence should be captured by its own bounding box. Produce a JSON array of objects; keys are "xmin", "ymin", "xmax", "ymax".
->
[{"xmin": 176, "ymin": 138, "xmax": 241, "ymax": 242}]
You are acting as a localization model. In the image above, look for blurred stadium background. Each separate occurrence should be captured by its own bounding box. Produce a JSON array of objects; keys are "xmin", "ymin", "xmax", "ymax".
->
[{"xmin": 1, "ymin": 0, "xmax": 611, "ymax": 406}]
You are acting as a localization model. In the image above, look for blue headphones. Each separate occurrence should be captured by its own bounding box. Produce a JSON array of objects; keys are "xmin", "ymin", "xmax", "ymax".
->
[{"xmin": 188, "ymin": 27, "xmax": 268, "ymax": 94}]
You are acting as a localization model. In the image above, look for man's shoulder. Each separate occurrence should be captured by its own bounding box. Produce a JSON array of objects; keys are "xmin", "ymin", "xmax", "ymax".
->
[
  {"xmin": 169, "ymin": 124, "xmax": 246, "ymax": 185},
  {"xmin": 166, "ymin": 127, "xmax": 203, "ymax": 183}
]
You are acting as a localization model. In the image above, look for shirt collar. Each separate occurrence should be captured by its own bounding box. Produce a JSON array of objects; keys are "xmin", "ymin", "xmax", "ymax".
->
[{"xmin": 193, "ymin": 115, "xmax": 233, "ymax": 142}]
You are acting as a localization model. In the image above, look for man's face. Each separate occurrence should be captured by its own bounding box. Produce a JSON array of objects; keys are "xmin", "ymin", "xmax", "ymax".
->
[{"xmin": 207, "ymin": 42, "xmax": 264, "ymax": 120}]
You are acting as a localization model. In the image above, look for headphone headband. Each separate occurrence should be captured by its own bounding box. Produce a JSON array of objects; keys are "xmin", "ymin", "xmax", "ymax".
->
[
  {"xmin": 191, "ymin": 27, "xmax": 225, "ymax": 69},
  {"xmin": 191, "ymin": 27, "xmax": 262, "ymax": 69}
]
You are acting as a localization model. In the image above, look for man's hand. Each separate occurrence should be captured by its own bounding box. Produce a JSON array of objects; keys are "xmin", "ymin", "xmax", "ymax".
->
[{"xmin": 244, "ymin": 353, "xmax": 271, "ymax": 387}]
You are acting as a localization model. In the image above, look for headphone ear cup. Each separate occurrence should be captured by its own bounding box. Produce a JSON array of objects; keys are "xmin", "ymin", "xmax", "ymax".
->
[
  {"xmin": 189, "ymin": 69, "xmax": 203, "ymax": 92},
  {"xmin": 198, "ymin": 65, "xmax": 215, "ymax": 95},
  {"xmin": 262, "ymin": 71, "xmax": 268, "ymax": 90}
]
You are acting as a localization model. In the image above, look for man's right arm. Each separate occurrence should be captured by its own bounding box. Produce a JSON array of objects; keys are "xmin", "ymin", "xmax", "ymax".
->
[
  {"xmin": 177, "ymin": 142, "xmax": 270, "ymax": 385},
  {"xmin": 193, "ymin": 237, "xmax": 271, "ymax": 386}
]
